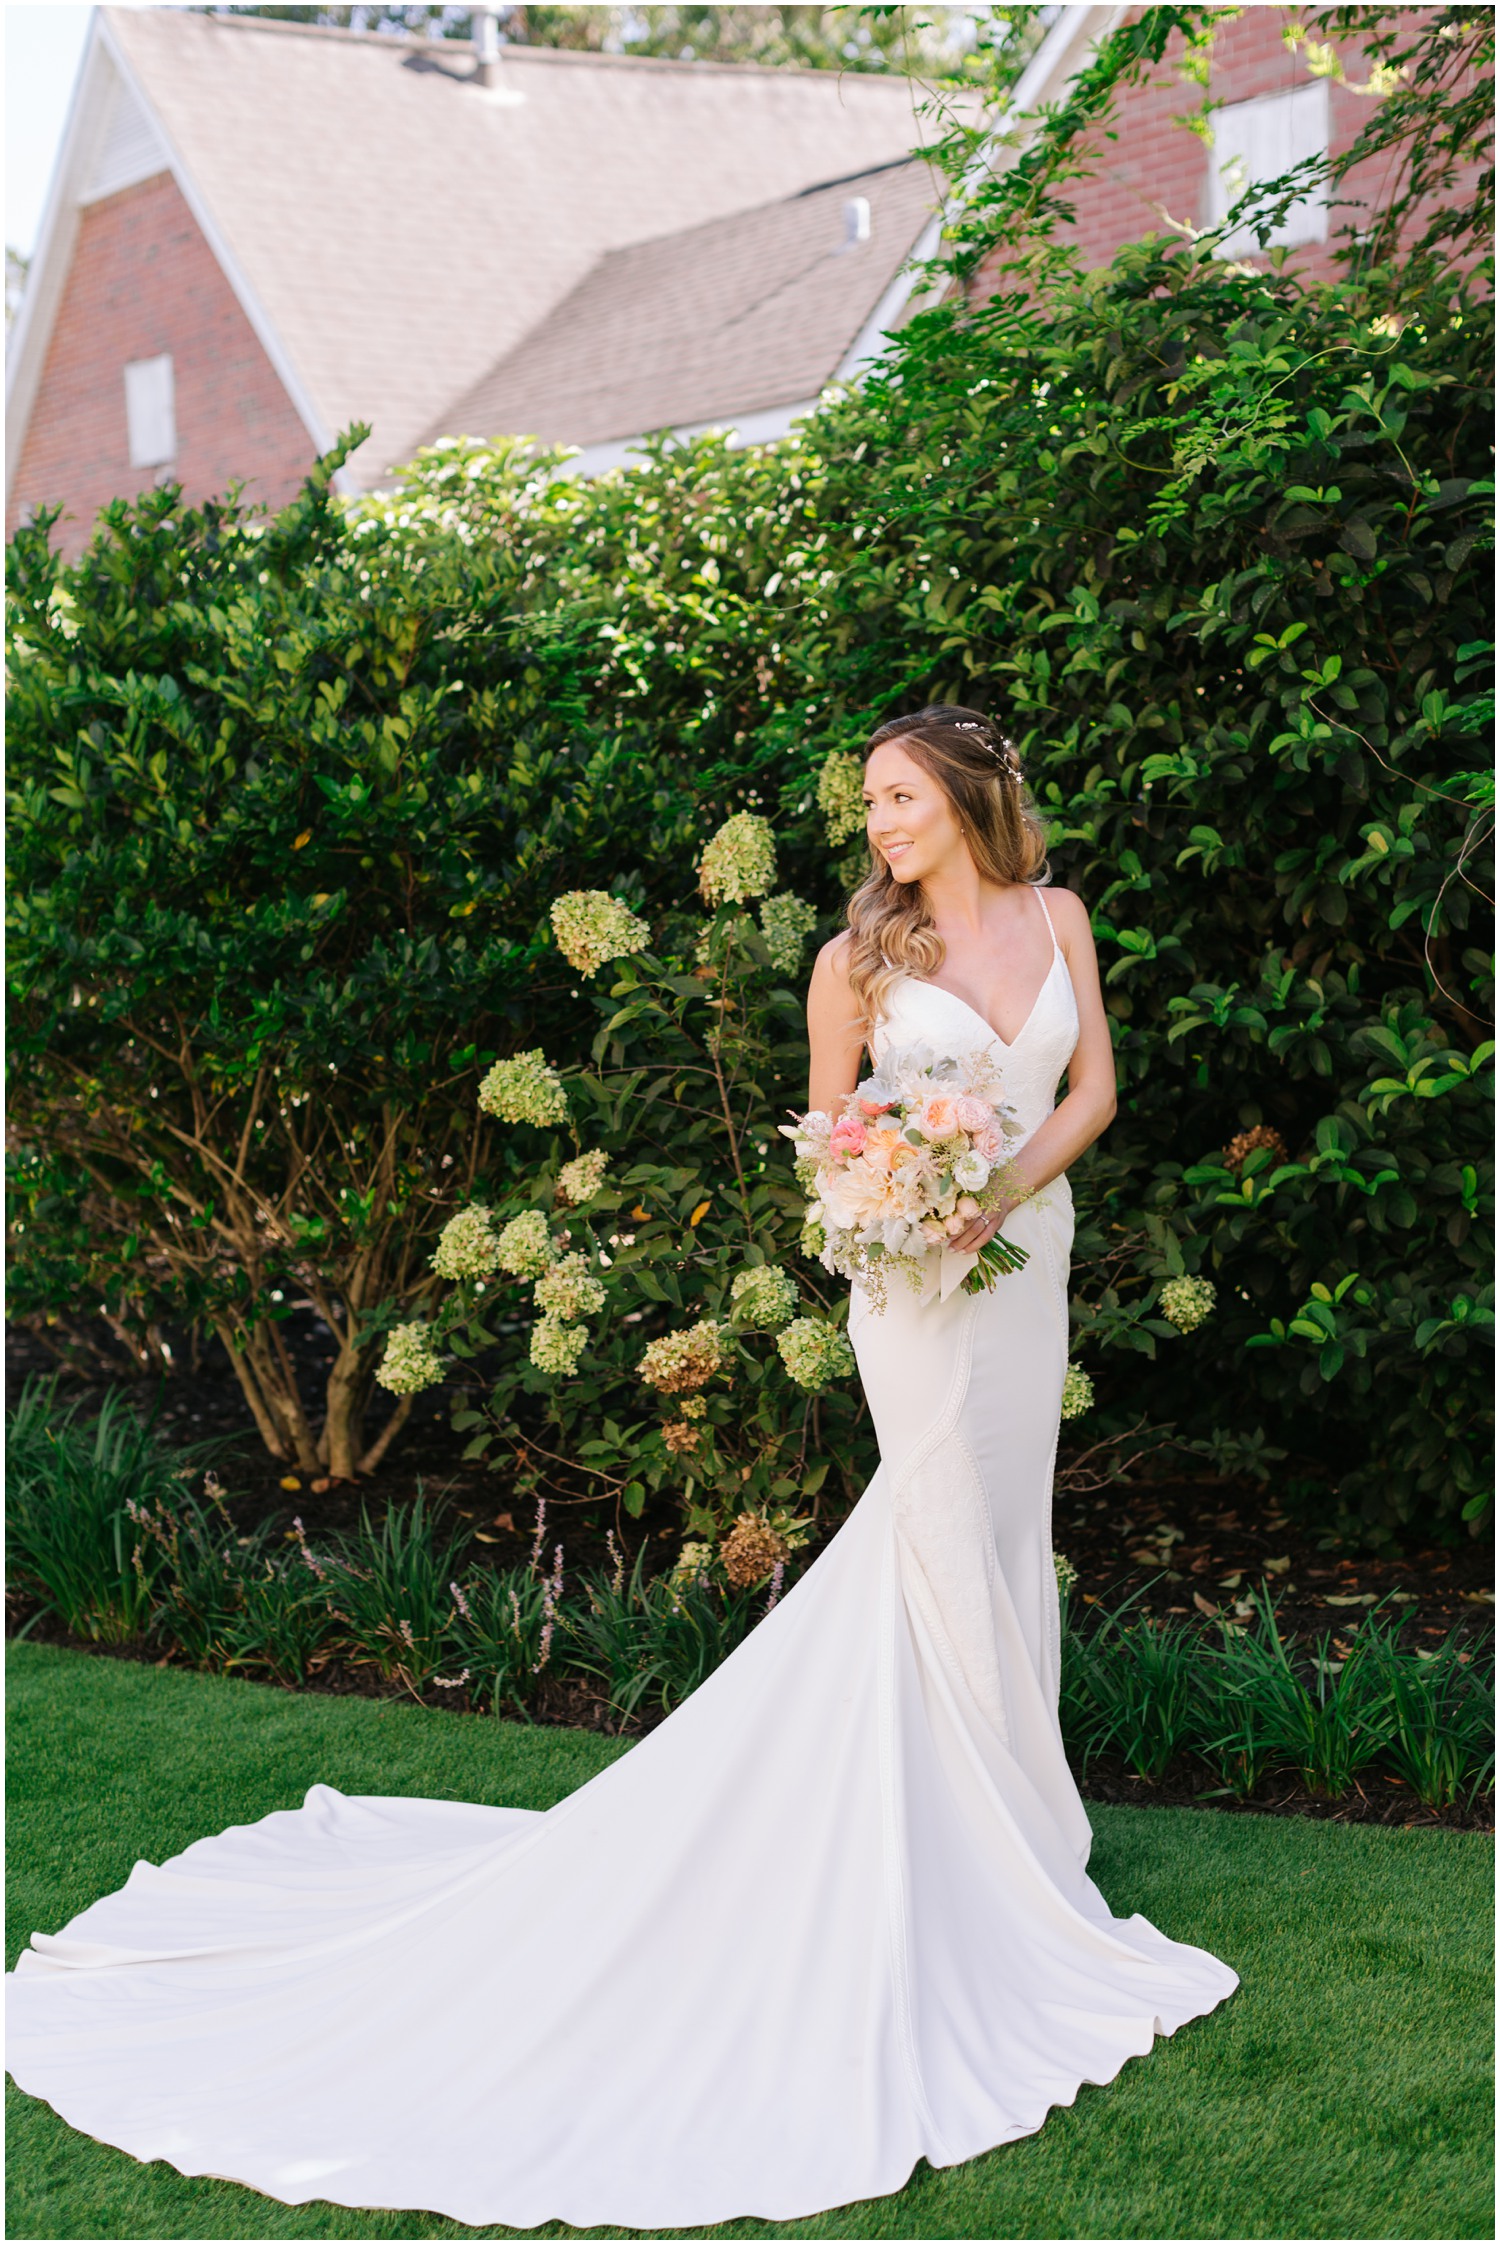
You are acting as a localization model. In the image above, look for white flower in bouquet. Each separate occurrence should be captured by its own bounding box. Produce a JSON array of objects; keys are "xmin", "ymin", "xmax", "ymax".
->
[{"xmin": 780, "ymin": 1040, "xmax": 1034, "ymax": 1308}]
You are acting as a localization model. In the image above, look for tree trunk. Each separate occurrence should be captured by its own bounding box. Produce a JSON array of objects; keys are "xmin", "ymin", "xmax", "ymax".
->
[
  {"xmin": 213, "ymin": 1318, "xmax": 290, "ymax": 1462},
  {"xmin": 358, "ymin": 1392, "xmax": 415, "ymax": 1475},
  {"xmin": 320, "ymin": 1345, "xmax": 369, "ymax": 1481}
]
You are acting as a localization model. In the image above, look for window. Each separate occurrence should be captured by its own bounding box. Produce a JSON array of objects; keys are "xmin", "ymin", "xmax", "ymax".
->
[
  {"xmin": 124, "ymin": 353, "xmax": 176, "ymax": 468},
  {"xmin": 1207, "ymin": 81, "xmax": 1330, "ymax": 257}
]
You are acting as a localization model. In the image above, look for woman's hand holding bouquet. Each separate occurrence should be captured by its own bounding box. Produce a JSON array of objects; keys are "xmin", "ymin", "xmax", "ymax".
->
[{"xmin": 781, "ymin": 1042, "xmax": 1038, "ymax": 1309}]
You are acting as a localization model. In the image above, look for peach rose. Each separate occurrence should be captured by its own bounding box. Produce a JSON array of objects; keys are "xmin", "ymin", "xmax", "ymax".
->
[
  {"xmin": 956, "ymin": 1095, "xmax": 995, "ymax": 1134},
  {"xmin": 919, "ymin": 1093, "xmax": 960, "ymax": 1140}
]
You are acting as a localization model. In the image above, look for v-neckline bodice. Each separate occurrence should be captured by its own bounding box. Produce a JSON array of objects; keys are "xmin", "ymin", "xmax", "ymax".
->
[
  {"xmin": 917, "ymin": 948, "xmax": 1063, "ymax": 1054},
  {"xmin": 910, "ymin": 884, "xmax": 1066, "ymax": 1051}
]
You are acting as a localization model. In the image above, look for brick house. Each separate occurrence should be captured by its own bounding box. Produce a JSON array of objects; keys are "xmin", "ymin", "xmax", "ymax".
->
[
  {"xmin": 975, "ymin": 1, "xmax": 1485, "ymax": 295},
  {"xmin": 7, "ymin": 5, "xmax": 1475, "ymax": 553},
  {"xmin": 5, "ymin": 6, "xmax": 944, "ymax": 550}
]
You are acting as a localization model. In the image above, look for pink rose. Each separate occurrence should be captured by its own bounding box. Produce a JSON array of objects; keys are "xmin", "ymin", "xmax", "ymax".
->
[
  {"xmin": 919, "ymin": 1093, "xmax": 960, "ymax": 1140},
  {"xmin": 829, "ymin": 1116, "xmax": 867, "ymax": 1158},
  {"xmin": 972, "ymin": 1123, "xmax": 1005, "ymax": 1163},
  {"xmin": 956, "ymin": 1095, "xmax": 994, "ymax": 1134}
]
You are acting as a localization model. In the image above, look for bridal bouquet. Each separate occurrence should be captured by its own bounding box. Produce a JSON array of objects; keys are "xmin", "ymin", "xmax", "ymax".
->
[{"xmin": 781, "ymin": 1042, "xmax": 1032, "ymax": 1309}]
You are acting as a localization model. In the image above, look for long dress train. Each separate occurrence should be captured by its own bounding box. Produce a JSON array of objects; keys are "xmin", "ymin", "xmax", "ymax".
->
[{"xmin": 5, "ymin": 882, "xmax": 1240, "ymax": 2231}]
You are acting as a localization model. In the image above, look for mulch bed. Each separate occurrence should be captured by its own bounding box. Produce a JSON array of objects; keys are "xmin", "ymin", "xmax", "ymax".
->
[{"xmin": 8, "ymin": 1312, "xmax": 1493, "ymax": 1835}]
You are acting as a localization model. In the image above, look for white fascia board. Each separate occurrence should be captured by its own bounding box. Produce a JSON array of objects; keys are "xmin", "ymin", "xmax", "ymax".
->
[
  {"xmin": 832, "ymin": 3, "xmax": 1130, "ymax": 388},
  {"xmin": 94, "ymin": 13, "xmax": 351, "ymax": 493},
  {"xmin": 541, "ymin": 396, "xmax": 827, "ymax": 482},
  {"xmin": 5, "ymin": 10, "xmax": 112, "ymax": 485}
]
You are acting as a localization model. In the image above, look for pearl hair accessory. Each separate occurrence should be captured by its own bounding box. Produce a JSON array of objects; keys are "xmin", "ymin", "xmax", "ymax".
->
[{"xmin": 952, "ymin": 719, "xmax": 1020, "ymax": 780}]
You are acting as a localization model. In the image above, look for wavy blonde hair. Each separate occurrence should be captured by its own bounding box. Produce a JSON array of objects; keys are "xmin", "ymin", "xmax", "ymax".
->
[{"xmin": 844, "ymin": 703, "xmax": 1051, "ymax": 1038}]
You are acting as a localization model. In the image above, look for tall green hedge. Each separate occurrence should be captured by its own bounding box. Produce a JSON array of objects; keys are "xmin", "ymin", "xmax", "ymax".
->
[{"xmin": 8, "ymin": 19, "xmax": 1492, "ymax": 1544}]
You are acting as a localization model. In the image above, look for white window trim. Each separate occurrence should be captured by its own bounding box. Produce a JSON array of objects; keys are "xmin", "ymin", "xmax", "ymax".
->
[
  {"xmin": 124, "ymin": 351, "xmax": 177, "ymax": 468},
  {"xmin": 1207, "ymin": 79, "xmax": 1330, "ymax": 257}
]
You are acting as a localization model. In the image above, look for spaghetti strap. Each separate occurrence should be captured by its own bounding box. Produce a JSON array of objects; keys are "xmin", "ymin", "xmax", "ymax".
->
[{"xmin": 1031, "ymin": 883, "xmax": 1062, "ymax": 957}]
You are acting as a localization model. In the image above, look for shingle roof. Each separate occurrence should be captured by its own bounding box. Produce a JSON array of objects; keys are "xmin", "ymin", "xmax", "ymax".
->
[
  {"xmin": 104, "ymin": 8, "xmax": 935, "ymax": 485},
  {"xmin": 428, "ymin": 154, "xmax": 942, "ymax": 452}
]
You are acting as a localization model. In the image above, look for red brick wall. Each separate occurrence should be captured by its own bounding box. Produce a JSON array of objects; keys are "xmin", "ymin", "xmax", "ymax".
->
[
  {"xmin": 973, "ymin": 5, "xmax": 1488, "ymax": 294},
  {"xmin": 8, "ymin": 170, "xmax": 316, "ymax": 557}
]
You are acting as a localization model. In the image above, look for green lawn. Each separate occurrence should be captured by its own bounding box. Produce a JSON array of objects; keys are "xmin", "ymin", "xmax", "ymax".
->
[{"xmin": 6, "ymin": 1642, "xmax": 1493, "ymax": 2243}]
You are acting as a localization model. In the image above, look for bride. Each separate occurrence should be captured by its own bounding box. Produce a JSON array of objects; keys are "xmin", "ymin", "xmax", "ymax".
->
[{"xmin": 6, "ymin": 703, "xmax": 1239, "ymax": 2231}]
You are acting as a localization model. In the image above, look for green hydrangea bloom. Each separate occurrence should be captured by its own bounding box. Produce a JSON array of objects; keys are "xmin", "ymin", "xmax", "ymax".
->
[
  {"xmin": 758, "ymin": 892, "xmax": 818, "ymax": 977},
  {"xmin": 729, "ymin": 1265, "xmax": 800, "ymax": 1331},
  {"xmin": 495, "ymin": 1210, "xmax": 557, "ymax": 1279},
  {"xmin": 638, "ymin": 1320, "xmax": 725, "ymax": 1394},
  {"xmin": 557, "ymin": 1149, "xmax": 610, "ymax": 1206},
  {"xmin": 817, "ymin": 751, "xmax": 866, "ymax": 847},
  {"xmin": 375, "ymin": 1322, "xmax": 447, "ymax": 1395},
  {"xmin": 431, "ymin": 1204, "xmax": 501, "ymax": 1281},
  {"xmin": 775, "ymin": 1316, "xmax": 855, "ymax": 1391},
  {"xmin": 530, "ymin": 1314, "xmax": 588, "ymax": 1376},
  {"xmin": 1160, "ymin": 1275, "xmax": 1217, "ymax": 1333},
  {"xmin": 478, "ymin": 1048, "xmax": 568, "ymax": 1127},
  {"xmin": 534, "ymin": 1253, "xmax": 607, "ymax": 1324},
  {"xmin": 550, "ymin": 891, "xmax": 650, "ymax": 979},
  {"xmin": 1060, "ymin": 1363, "xmax": 1094, "ymax": 1419},
  {"xmin": 697, "ymin": 811, "xmax": 777, "ymax": 907}
]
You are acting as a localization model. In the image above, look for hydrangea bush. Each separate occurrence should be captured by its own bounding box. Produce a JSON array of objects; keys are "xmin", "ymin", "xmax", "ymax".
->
[{"xmin": 7, "ymin": 11, "xmax": 1489, "ymax": 1544}]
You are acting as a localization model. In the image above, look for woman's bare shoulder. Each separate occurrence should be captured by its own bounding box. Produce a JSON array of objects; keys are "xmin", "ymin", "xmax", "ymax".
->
[
  {"xmin": 812, "ymin": 930, "xmax": 855, "ymax": 983},
  {"xmin": 1042, "ymin": 885, "xmax": 1094, "ymax": 946}
]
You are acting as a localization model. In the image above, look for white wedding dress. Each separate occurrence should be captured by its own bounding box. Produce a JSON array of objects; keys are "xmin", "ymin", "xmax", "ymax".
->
[{"xmin": 6, "ymin": 883, "xmax": 1239, "ymax": 2231}]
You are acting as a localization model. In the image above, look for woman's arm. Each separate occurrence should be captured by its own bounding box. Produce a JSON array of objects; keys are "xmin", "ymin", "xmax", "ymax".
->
[
  {"xmin": 805, "ymin": 934, "xmax": 868, "ymax": 1115},
  {"xmin": 948, "ymin": 887, "xmax": 1117, "ymax": 1253}
]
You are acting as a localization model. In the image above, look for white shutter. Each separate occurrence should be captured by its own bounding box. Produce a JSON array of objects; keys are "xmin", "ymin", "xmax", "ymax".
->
[
  {"xmin": 124, "ymin": 353, "xmax": 177, "ymax": 468},
  {"xmin": 1208, "ymin": 81, "xmax": 1330, "ymax": 256}
]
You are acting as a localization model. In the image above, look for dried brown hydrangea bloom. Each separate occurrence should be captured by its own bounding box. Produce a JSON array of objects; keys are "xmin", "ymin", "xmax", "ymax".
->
[
  {"xmin": 721, "ymin": 1512, "xmax": 789, "ymax": 1589},
  {"xmin": 1223, "ymin": 1124, "xmax": 1289, "ymax": 1173},
  {"xmin": 662, "ymin": 1421, "xmax": 701, "ymax": 1456},
  {"xmin": 637, "ymin": 1320, "xmax": 725, "ymax": 1394}
]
